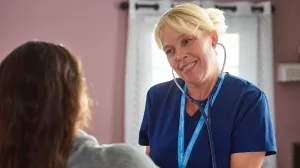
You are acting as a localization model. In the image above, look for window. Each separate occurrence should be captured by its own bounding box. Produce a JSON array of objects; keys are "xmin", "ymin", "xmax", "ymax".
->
[
  {"xmin": 151, "ymin": 33, "xmax": 174, "ymax": 85},
  {"xmin": 217, "ymin": 33, "xmax": 240, "ymax": 76}
]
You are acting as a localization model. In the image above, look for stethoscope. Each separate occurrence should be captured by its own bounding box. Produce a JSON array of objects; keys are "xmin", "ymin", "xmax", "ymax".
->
[{"xmin": 172, "ymin": 42, "xmax": 227, "ymax": 168}]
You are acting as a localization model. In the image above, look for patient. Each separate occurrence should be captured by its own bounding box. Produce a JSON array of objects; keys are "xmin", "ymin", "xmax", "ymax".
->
[{"xmin": 0, "ymin": 41, "xmax": 158, "ymax": 168}]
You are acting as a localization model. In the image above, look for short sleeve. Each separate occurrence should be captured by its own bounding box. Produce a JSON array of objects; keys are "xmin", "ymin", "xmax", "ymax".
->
[
  {"xmin": 231, "ymin": 91, "xmax": 277, "ymax": 155},
  {"xmin": 138, "ymin": 89, "xmax": 152, "ymax": 146}
]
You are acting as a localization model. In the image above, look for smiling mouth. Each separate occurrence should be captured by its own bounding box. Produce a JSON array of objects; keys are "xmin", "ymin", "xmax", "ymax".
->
[{"xmin": 181, "ymin": 61, "xmax": 197, "ymax": 72}]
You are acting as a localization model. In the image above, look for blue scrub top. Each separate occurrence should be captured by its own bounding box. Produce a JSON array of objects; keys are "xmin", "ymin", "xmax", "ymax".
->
[{"xmin": 139, "ymin": 73, "xmax": 276, "ymax": 168}]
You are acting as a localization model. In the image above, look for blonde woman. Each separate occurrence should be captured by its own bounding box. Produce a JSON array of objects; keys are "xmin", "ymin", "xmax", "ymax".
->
[{"xmin": 138, "ymin": 3, "xmax": 276, "ymax": 168}]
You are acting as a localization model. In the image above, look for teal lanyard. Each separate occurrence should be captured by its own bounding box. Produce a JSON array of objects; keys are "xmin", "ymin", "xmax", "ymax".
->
[{"xmin": 177, "ymin": 74, "xmax": 225, "ymax": 168}]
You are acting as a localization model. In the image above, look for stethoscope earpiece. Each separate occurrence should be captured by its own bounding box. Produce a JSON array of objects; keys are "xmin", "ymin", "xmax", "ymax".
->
[{"xmin": 212, "ymin": 41, "xmax": 217, "ymax": 48}]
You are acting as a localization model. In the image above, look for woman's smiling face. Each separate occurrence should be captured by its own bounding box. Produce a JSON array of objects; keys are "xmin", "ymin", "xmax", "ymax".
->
[{"xmin": 160, "ymin": 26, "xmax": 218, "ymax": 85}]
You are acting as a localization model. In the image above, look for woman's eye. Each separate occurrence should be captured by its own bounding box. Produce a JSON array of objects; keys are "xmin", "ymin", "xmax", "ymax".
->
[
  {"xmin": 183, "ymin": 39, "xmax": 191, "ymax": 45},
  {"xmin": 165, "ymin": 49, "xmax": 174, "ymax": 55}
]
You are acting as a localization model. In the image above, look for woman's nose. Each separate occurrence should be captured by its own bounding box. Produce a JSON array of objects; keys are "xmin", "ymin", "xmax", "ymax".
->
[{"xmin": 176, "ymin": 50, "xmax": 188, "ymax": 61}]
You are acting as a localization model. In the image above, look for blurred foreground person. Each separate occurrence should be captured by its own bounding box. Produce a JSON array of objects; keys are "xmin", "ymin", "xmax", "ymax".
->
[{"xmin": 0, "ymin": 41, "xmax": 158, "ymax": 168}]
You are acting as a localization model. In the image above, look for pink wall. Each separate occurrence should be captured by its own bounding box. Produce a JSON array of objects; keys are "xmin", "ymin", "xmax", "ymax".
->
[
  {"xmin": 272, "ymin": 0, "xmax": 300, "ymax": 167},
  {"xmin": 0, "ymin": 0, "xmax": 128, "ymax": 143}
]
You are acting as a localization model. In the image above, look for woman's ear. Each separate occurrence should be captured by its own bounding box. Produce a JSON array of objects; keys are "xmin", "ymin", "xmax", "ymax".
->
[{"xmin": 211, "ymin": 32, "xmax": 219, "ymax": 48}]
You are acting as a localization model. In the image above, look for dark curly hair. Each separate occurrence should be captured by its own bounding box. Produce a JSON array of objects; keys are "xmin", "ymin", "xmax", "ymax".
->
[{"xmin": 0, "ymin": 41, "xmax": 92, "ymax": 168}]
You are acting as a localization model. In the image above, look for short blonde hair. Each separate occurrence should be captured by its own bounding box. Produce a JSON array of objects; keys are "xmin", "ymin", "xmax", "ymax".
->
[{"xmin": 154, "ymin": 3, "xmax": 228, "ymax": 48}]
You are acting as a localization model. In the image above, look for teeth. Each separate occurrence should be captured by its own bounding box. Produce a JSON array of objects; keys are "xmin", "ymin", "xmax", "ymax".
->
[{"xmin": 183, "ymin": 62, "xmax": 196, "ymax": 70}]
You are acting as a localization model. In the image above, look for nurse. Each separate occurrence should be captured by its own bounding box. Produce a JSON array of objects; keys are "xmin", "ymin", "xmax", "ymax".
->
[{"xmin": 138, "ymin": 3, "xmax": 276, "ymax": 168}]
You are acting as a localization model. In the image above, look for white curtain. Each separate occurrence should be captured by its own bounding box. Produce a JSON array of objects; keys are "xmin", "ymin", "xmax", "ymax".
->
[
  {"xmin": 124, "ymin": 1, "xmax": 275, "ymax": 167},
  {"xmin": 124, "ymin": 0, "xmax": 172, "ymax": 151}
]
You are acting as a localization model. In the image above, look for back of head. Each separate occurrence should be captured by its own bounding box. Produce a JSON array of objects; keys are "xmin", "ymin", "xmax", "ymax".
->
[
  {"xmin": 155, "ymin": 3, "xmax": 228, "ymax": 48},
  {"xmin": 0, "ymin": 41, "xmax": 91, "ymax": 168}
]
